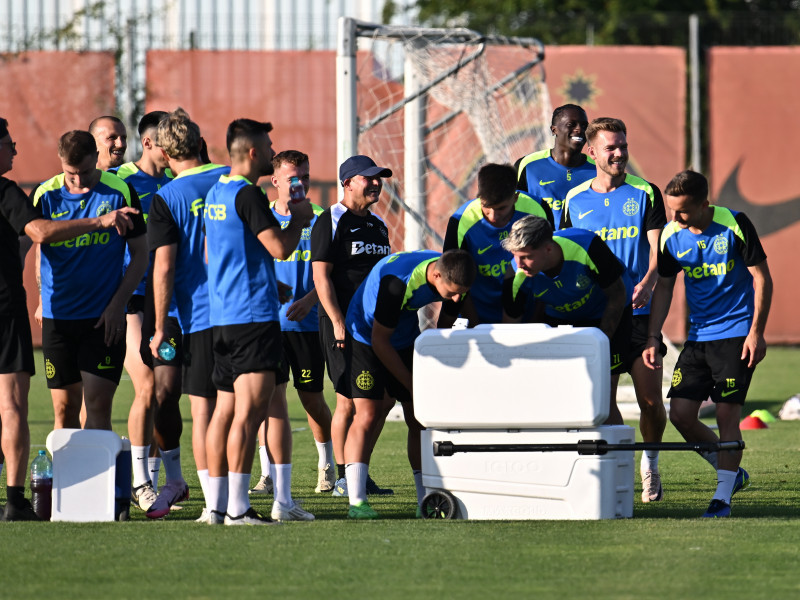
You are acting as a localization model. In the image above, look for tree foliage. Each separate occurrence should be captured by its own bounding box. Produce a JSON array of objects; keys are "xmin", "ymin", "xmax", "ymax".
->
[{"xmin": 391, "ymin": 0, "xmax": 800, "ymax": 45}]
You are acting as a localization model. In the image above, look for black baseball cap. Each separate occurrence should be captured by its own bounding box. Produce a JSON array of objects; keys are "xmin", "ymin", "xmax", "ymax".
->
[{"xmin": 339, "ymin": 155, "xmax": 392, "ymax": 185}]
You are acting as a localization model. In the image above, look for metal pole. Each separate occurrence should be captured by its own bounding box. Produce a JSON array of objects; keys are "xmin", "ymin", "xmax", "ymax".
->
[
  {"xmin": 689, "ymin": 14, "xmax": 701, "ymax": 173},
  {"xmin": 404, "ymin": 41, "xmax": 426, "ymax": 251},
  {"xmin": 433, "ymin": 439, "xmax": 746, "ymax": 457},
  {"xmin": 336, "ymin": 16, "xmax": 358, "ymax": 195}
]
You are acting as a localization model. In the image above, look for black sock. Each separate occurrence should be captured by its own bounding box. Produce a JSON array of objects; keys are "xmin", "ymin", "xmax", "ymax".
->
[
  {"xmin": 7, "ymin": 485, "xmax": 25, "ymax": 507},
  {"xmin": 337, "ymin": 464, "xmax": 345, "ymax": 479}
]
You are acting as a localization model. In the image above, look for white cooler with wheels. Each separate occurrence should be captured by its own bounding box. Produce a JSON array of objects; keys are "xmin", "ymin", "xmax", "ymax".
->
[{"xmin": 414, "ymin": 324, "xmax": 634, "ymax": 520}]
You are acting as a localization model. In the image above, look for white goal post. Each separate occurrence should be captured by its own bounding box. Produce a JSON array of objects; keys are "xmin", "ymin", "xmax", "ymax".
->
[{"xmin": 336, "ymin": 17, "xmax": 551, "ymax": 253}]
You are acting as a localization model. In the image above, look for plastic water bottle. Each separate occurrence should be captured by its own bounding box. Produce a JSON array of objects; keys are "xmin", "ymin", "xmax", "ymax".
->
[
  {"xmin": 149, "ymin": 337, "xmax": 176, "ymax": 361},
  {"xmin": 30, "ymin": 450, "xmax": 53, "ymax": 521},
  {"xmin": 289, "ymin": 176, "xmax": 305, "ymax": 203}
]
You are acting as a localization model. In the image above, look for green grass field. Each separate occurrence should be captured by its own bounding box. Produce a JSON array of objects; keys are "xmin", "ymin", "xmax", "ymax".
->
[{"xmin": 2, "ymin": 348, "xmax": 800, "ymax": 599}]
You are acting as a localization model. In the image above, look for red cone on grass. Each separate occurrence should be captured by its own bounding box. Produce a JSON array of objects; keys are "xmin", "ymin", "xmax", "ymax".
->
[{"xmin": 740, "ymin": 415, "xmax": 768, "ymax": 430}]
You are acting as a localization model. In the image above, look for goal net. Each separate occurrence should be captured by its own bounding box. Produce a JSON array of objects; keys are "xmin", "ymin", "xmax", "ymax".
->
[
  {"xmin": 337, "ymin": 18, "xmax": 551, "ymax": 256},
  {"xmin": 337, "ymin": 18, "xmax": 680, "ymax": 404}
]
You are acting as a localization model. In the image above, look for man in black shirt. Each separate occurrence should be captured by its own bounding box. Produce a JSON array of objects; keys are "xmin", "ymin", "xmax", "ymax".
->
[{"xmin": 310, "ymin": 155, "xmax": 394, "ymax": 497}]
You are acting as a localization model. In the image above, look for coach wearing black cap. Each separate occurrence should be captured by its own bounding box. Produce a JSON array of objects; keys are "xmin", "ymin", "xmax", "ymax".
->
[{"xmin": 310, "ymin": 154, "xmax": 395, "ymax": 497}]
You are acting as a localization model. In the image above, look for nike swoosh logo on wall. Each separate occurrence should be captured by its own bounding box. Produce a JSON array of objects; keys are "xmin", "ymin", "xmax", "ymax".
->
[{"xmin": 718, "ymin": 163, "xmax": 800, "ymax": 235}]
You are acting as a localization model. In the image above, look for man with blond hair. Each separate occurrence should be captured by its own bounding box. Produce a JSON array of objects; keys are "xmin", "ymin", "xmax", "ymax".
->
[
  {"xmin": 146, "ymin": 108, "xmax": 229, "ymax": 519},
  {"xmin": 563, "ymin": 117, "xmax": 668, "ymax": 503}
]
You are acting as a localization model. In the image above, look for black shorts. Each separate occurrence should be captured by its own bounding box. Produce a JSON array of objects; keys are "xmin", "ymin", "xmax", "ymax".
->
[
  {"xmin": 212, "ymin": 322, "xmax": 283, "ymax": 393},
  {"xmin": 668, "ymin": 337, "xmax": 754, "ymax": 405},
  {"xmin": 0, "ymin": 313, "xmax": 35, "ymax": 375},
  {"xmin": 138, "ymin": 316, "xmax": 183, "ymax": 370},
  {"xmin": 339, "ymin": 336, "xmax": 413, "ymax": 403},
  {"xmin": 41, "ymin": 317, "xmax": 125, "ymax": 388},
  {"xmin": 545, "ymin": 305, "xmax": 633, "ymax": 375},
  {"xmin": 182, "ymin": 327, "xmax": 216, "ymax": 398},
  {"xmin": 629, "ymin": 314, "xmax": 667, "ymax": 361},
  {"xmin": 278, "ymin": 330, "xmax": 325, "ymax": 393},
  {"xmin": 125, "ymin": 294, "xmax": 145, "ymax": 315},
  {"xmin": 319, "ymin": 314, "xmax": 347, "ymax": 392}
]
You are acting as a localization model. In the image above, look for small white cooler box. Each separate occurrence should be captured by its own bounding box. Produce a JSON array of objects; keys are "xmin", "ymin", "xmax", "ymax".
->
[
  {"xmin": 45, "ymin": 429, "xmax": 131, "ymax": 522},
  {"xmin": 414, "ymin": 324, "xmax": 634, "ymax": 520}
]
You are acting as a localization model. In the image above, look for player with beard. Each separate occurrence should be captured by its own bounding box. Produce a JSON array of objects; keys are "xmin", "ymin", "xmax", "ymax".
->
[
  {"xmin": 515, "ymin": 104, "xmax": 596, "ymax": 229},
  {"xmin": 204, "ymin": 119, "xmax": 315, "ymax": 525},
  {"xmin": 563, "ymin": 117, "xmax": 668, "ymax": 504}
]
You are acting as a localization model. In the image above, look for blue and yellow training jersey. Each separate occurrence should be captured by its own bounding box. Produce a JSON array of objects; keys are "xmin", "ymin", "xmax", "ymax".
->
[
  {"xmin": 564, "ymin": 174, "xmax": 666, "ymax": 316},
  {"xmin": 515, "ymin": 149, "xmax": 596, "ymax": 229},
  {"xmin": 114, "ymin": 162, "xmax": 173, "ymax": 298},
  {"xmin": 147, "ymin": 163, "xmax": 229, "ymax": 333},
  {"xmin": 443, "ymin": 192, "xmax": 550, "ymax": 324},
  {"xmin": 347, "ymin": 250, "xmax": 444, "ymax": 349},
  {"xmin": 33, "ymin": 171, "xmax": 145, "ymax": 319},
  {"xmin": 205, "ymin": 175, "xmax": 282, "ymax": 327},
  {"xmin": 505, "ymin": 228, "xmax": 631, "ymax": 322},
  {"xmin": 271, "ymin": 201, "xmax": 325, "ymax": 333},
  {"xmin": 658, "ymin": 207, "xmax": 766, "ymax": 342}
]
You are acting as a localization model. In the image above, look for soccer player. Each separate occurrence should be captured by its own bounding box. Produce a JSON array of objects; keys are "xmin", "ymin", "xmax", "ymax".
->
[
  {"xmin": 146, "ymin": 108, "xmax": 229, "ymax": 520},
  {"xmin": 343, "ymin": 249, "xmax": 475, "ymax": 519},
  {"xmin": 112, "ymin": 111, "xmax": 182, "ymax": 511},
  {"xmin": 32, "ymin": 130, "xmax": 147, "ymax": 431},
  {"xmin": 515, "ymin": 104, "xmax": 596, "ymax": 229},
  {"xmin": 89, "ymin": 115, "xmax": 128, "ymax": 171},
  {"xmin": 249, "ymin": 150, "xmax": 334, "ymax": 497},
  {"xmin": 310, "ymin": 155, "xmax": 395, "ymax": 498},
  {"xmin": 0, "ymin": 119, "xmax": 139, "ymax": 520},
  {"xmin": 501, "ymin": 215, "xmax": 632, "ymax": 424},
  {"xmin": 439, "ymin": 163, "xmax": 553, "ymax": 328},
  {"xmin": 643, "ymin": 170, "xmax": 772, "ymax": 518},
  {"xmin": 563, "ymin": 117, "xmax": 668, "ymax": 503},
  {"xmin": 204, "ymin": 119, "xmax": 315, "ymax": 525}
]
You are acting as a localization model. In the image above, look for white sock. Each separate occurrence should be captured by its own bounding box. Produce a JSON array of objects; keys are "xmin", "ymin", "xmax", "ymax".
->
[
  {"xmin": 161, "ymin": 447, "xmax": 183, "ymax": 483},
  {"xmin": 712, "ymin": 469, "xmax": 737, "ymax": 504},
  {"xmin": 316, "ymin": 440, "xmax": 333, "ymax": 469},
  {"xmin": 197, "ymin": 469, "xmax": 210, "ymax": 503},
  {"xmin": 227, "ymin": 472, "xmax": 251, "ymax": 517},
  {"xmin": 273, "ymin": 464, "xmax": 293, "ymax": 507},
  {"xmin": 640, "ymin": 450, "xmax": 659, "ymax": 473},
  {"xmin": 258, "ymin": 445, "xmax": 270, "ymax": 478},
  {"xmin": 345, "ymin": 462, "xmax": 368, "ymax": 505},
  {"xmin": 699, "ymin": 450, "xmax": 719, "ymax": 470},
  {"xmin": 413, "ymin": 470, "xmax": 426, "ymax": 506},
  {"xmin": 131, "ymin": 445, "xmax": 150, "ymax": 487},
  {"xmin": 207, "ymin": 475, "xmax": 228, "ymax": 514},
  {"xmin": 149, "ymin": 456, "xmax": 162, "ymax": 491}
]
